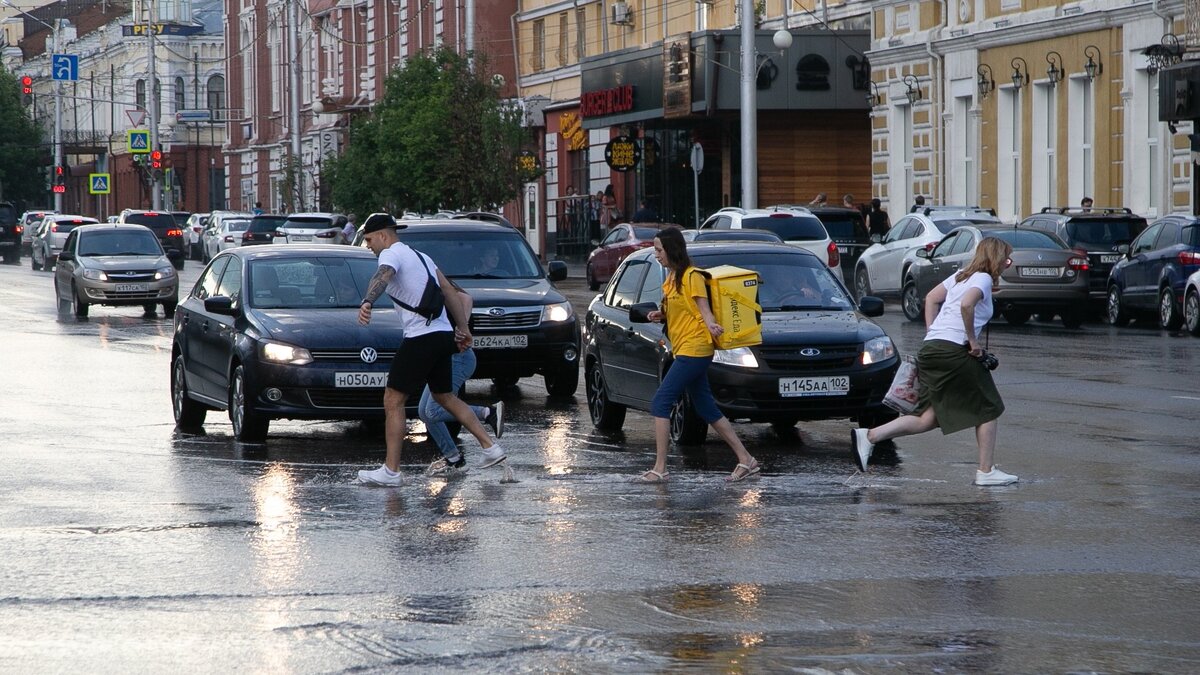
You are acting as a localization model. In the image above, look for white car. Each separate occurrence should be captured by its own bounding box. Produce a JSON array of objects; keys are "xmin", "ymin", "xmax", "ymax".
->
[
  {"xmin": 698, "ymin": 206, "xmax": 842, "ymax": 280},
  {"xmin": 19, "ymin": 209, "xmax": 57, "ymax": 254},
  {"xmin": 202, "ymin": 217, "xmax": 251, "ymax": 261},
  {"xmin": 184, "ymin": 213, "xmax": 210, "ymax": 260},
  {"xmin": 276, "ymin": 212, "xmax": 350, "ymax": 244},
  {"xmin": 200, "ymin": 211, "xmax": 254, "ymax": 261},
  {"xmin": 1184, "ymin": 269, "xmax": 1200, "ymax": 336},
  {"xmin": 853, "ymin": 206, "xmax": 1001, "ymax": 298},
  {"xmin": 30, "ymin": 215, "xmax": 99, "ymax": 270}
]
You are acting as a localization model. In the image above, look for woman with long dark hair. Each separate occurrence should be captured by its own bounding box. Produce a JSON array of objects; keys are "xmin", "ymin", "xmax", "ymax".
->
[
  {"xmin": 851, "ymin": 237, "xmax": 1018, "ymax": 485},
  {"xmin": 639, "ymin": 227, "xmax": 759, "ymax": 483}
]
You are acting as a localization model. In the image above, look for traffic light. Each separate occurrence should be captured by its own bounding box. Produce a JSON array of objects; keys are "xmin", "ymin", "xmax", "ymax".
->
[
  {"xmin": 51, "ymin": 164, "xmax": 66, "ymax": 193},
  {"xmin": 151, "ymin": 149, "xmax": 162, "ymax": 170},
  {"xmin": 20, "ymin": 75, "xmax": 33, "ymax": 106}
]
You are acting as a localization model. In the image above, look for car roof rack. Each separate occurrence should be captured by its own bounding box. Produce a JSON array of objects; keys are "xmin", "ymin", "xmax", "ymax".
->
[
  {"xmin": 922, "ymin": 205, "xmax": 997, "ymax": 217},
  {"xmin": 716, "ymin": 207, "xmax": 746, "ymax": 215},
  {"xmin": 1039, "ymin": 206, "xmax": 1134, "ymax": 215},
  {"xmin": 764, "ymin": 204, "xmax": 813, "ymax": 213}
]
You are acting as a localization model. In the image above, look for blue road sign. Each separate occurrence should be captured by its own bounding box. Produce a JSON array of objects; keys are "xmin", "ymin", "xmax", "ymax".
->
[
  {"xmin": 127, "ymin": 130, "xmax": 150, "ymax": 153},
  {"xmin": 89, "ymin": 173, "xmax": 111, "ymax": 195},
  {"xmin": 52, "ymin": 54, "xmax": 78, "ymax": 82}
]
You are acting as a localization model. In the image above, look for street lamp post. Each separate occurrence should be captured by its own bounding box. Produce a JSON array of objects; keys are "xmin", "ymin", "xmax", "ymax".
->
[
  {"xmin": 738, "ymin": 0, "xmax": 793, "ymax": 210},
  {"xmin": 147, "ymin": 0, "xmax": 161, "ymax": 210},
  {"xmin": 2, "ymin": 0, "xmax": 64, "ymax": 210}
]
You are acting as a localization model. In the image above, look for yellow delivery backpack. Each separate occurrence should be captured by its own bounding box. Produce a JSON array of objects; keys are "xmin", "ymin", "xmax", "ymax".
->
[{"xmin": 698, "ymin": 265, "xmax": 763, "ymax": 350}]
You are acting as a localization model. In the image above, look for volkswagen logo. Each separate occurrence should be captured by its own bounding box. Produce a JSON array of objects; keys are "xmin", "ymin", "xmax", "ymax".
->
[
  {"xmin": 799, "ymin": 348, "xmax": 821, "ymax": 357},
  {"xmin": 488, "ymin": 307, "xmax": 506, "ymax": 317},
  {"xmin": 360, "ymin": 347, "xmax": 378, "ymax": 363}
]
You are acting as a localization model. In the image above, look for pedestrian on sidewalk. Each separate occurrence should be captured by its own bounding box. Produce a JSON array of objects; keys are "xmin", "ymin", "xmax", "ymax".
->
[
  {"xmin": 420, "ymin": 280, "xmax": 505, "ymax": 477},
  {"xmin": 850, "ymin": 237, "xmax": 1018, "ymax": 486},
  {"xmin": 638, "ymin": 227, "xmax": 759, "ymax": 483},
  {"xmin": 867, "ymin": 198, "xmax": 890, "ymax": 242},
  {"xmin": 356, "ymin": 213, "xmax": 506, "ymax": 486}
]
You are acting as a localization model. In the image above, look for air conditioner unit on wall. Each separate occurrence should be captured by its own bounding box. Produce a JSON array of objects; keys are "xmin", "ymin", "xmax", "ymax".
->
[{"xmin": 611, "ymin": 1, "xmax": 634, "ymax": 26}]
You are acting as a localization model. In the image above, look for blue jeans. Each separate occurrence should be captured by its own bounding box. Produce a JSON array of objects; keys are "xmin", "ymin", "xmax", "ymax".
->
[
  {"xmin": 650, "ymin": 355, "xmax": 724, "ymax": 424},
  {"xmin": 418, "ymin": 349, "xmax": 486, "ymax": 459}
]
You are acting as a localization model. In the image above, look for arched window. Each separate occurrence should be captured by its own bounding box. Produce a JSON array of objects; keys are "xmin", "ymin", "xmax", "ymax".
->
[
  {"xmin": 174, "ymin": 76, "xmax": 186, "ymax": 112},
  {"xmin": 136, "ymin": 79, "xmax": 146, "ymax": 110},
  {"xmin": 207, "ymin": 74, "xmax": 225, "ymax": 113}
]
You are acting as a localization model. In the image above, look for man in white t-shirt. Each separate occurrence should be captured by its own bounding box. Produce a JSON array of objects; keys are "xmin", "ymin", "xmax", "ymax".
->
[{"xmin": 355, "ymin": 213, "xmax": 506, "ymax": 486}]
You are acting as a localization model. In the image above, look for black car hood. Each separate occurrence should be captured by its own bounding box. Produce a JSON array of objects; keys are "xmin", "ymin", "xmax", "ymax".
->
[
  {"xmin": 759, "ymin": 310, "xmax": 884, "ymax": 345},
  {"xmin": 249, "ymin": 308, "xmax": 404, "ymax": 348},
  {"xmin": 453, "ymin": 278, "xmax": 565, "ymax": 306}
]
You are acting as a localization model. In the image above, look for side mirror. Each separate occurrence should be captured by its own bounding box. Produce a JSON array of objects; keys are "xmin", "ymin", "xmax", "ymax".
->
[
  {"xmin": 57, "ymin": 250, "xmax": 73, "ymax": 262},
  {"xmin": 858, "ymin": 295, "xmax": 885, "ymax": 317},
  {"xmin": 1116, "ymin": 244, "xmax": 1130, "ymax": 255},
  {"xmin": 204, "ymin": 295, "xmax": 236, "ymax": 316},
  {"xmin": 166, "ymin": 250, "xmax": 184, "ymax": 263},
  {"xmin": 590, "ymin": 239, "xmax": 600, "ymax": 247},
  {"xmin": 915, "ymin": 248, "xmax": 930, "ymax": 259},
  {"xmin": 547, "ymin": 260, "xmax": 568, "ymax": 281},
  {"xmin": 629, "ymin": 301, "xmax": 658, "ymax": 323}
]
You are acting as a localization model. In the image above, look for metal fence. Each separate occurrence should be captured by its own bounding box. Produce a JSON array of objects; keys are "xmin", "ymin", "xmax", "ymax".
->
[{"xmin": 554, "ymin": 195, "xmax": 597, "ymax": 259}]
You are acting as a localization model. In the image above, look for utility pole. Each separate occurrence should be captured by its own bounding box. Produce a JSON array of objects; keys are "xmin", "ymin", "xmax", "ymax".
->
[
  {"xmin": 147, "ymin": 0, "xmax": 161, "ymax": 210},
  {"xmin": 289, "ymin": 0, "xmax": 303, "ymax": 209},
  {"xmin": 465, "ymin": 0, "xmax": 474, "ymax": 68},
  {"xmin": 52, "ymin": 20, "xmax": 63, "ymax": 211},
  {"xmin": 739, "ymin": 0, "xmax": 756, "ymax": 209}
]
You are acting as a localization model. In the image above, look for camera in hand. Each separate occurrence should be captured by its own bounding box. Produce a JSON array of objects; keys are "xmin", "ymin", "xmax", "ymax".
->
[{"xmin": 974, "ymin": 350, "xmax": 999, "ymax": 371}]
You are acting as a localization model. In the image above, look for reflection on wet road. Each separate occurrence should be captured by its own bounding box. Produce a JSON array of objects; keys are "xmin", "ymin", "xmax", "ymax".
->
[{"xmin": 1, "ymin": 263, "xmax": 1198, "ymax": 672}]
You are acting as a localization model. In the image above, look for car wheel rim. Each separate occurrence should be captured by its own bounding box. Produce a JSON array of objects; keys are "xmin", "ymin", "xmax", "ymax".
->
[
  {"xmin": 670, "ymin": 397, "xmax": 685, "ymax": 440},
  {"xmin": 856, "ymin": 269, "xmax": 868, "ymax": 299},
  {"xmin": 903, "ymin": 286, "xmax": 918, "ymax": 316},
  {"xmin": 232, "ymin": 369, "xmax": 245, "ymax": 434},
  {"xmin": 587, "ymin": 367, "xmax": 606, "ymax": 421},
  {"xmin": 1107, "ymin": 290, "xmax": 1120, "ymax": 323},
  {"xmin": 172, "ymin": 359, "xmax": 186, "ymax": 421},
  {"xmin": 1186, "ymin": 294, "xmax": 1199, "ymax": 330},
  {"xmin": 1160, "ymin": 291, "xmax": 1173, "ymax": 325}
]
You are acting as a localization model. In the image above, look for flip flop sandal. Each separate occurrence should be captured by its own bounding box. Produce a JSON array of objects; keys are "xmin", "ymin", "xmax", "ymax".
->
[
  {"xmin": 634, "ymin": 469, "xmax": 669, "ymax": 483},
  {"xmin": 726, "ymin": 461, "xmax": 760, "ymax": 483}
]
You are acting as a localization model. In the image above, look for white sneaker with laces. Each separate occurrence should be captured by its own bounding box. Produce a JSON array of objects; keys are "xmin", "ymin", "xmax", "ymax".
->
[
  {"xmin": 357, "ymin": 465, "xmax": 403, "ymax": 486},
  {"xmin": 850, "ymin": 428, "xmax": 873, "ymax": 472},
  {"xmin": 479, "ymin": 443, "xmax": 507, "ymax": 468},
  {"xmin": 974, "ymin": 466, "xmax": 1018, "ymax": 486}
]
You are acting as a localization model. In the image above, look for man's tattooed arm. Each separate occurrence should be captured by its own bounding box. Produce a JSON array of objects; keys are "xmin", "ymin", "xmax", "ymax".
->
[{"xmin": 361, "ymin": 266, "xmax": 395, "ymax": 305}]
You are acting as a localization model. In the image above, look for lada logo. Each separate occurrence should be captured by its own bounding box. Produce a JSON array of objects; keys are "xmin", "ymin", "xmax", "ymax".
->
[
  {"xmin": 488, "ymin": 307, "xmax": 506, "ymax": 317},
  {"xmin": 800, "ymin": 348, "xmax": 821, "ymax": 357},
  {"xmin": 360, "ymin": 347, "xmax": 378, "ymax": 363}
]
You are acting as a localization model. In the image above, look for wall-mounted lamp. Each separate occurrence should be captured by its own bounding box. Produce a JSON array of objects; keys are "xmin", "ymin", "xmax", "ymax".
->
[
  {"xmin": 866, "ymin": 80, "xmax": 881, "ymax": 107},
  {"xmin": 977, "ymin": 64, "xmax": 995, "ymax": 99},
  {"xmin": 1084, "ymin": 45, "xmax": 1103, "ymax": 81},
  {"xmin": 1010, "ymin": 57, "xmax": 1029, "ymax": 90},
  {"xmin": 903, "ymin": 74, "xmax": 921, "ymax": 104},
  {"xmin": 846, "ymin": 54, "xmax": 871, "ymax": 91},
  {"xmin": 1046, "ymin": 51, "xmax": 1062, "ymax": 86},
  {"xmin": 1145, "ymin": 34, "xmax": 1183, "ymax": 76}
]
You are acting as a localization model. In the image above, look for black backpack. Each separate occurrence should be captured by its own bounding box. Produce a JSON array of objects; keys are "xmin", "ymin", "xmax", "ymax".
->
[{"xmin": 391, "ymin": 252, "xmax": 445, "ymax": 325}]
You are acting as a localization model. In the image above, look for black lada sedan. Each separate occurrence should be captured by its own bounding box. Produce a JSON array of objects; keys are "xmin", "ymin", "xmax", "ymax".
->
[
  {"xmin": 583, "ymin": 242, "xmax": 900, "ymax": 444},
  {"xmin": 171, "ymin": 245, "xmax": 402, "ymax": 442}
]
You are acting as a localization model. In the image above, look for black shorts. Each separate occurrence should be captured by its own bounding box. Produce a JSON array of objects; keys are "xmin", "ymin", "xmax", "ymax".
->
[{"xmin": 387, "ymin": 331, "xmax": 456, "ymax": 396}]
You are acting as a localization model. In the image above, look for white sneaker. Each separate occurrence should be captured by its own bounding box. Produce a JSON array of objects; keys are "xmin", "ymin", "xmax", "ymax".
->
[
  {"xmin": 484, "ymin": 401, "xmax": 505, "ymax": 439},
  {"xmin": 357, "ymin": 464, "xmax": 403, "ymax": 486},
  {"xmin": 479, "ymin": 443, "xmax": 507, "ymax": 468},
  {"xmin": 850, "ymin": 428, "xmax": 873, "ymax": 472},
  {"xmin": 974, "ymin": 466, "xmax": 1018, "ymax": 486}
]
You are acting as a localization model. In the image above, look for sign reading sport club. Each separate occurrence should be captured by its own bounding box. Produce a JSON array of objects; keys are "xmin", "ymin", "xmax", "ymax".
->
[{"xmin": 581, "ymin": 85, "xmax": 635, "ymax": 118}]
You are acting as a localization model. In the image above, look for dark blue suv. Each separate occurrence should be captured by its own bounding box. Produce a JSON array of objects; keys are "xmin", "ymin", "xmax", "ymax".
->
[{"xmin": 1107, "ymin": 215, "xmax": 1200, "ymax": 329}]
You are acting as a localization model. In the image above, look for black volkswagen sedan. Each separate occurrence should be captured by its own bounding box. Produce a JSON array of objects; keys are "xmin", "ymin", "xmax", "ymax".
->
[
  {"xmin": 584, "ymin": 242, "xmax": 900, "ymax": 444},
  {"xmin": 171, "ymin": 245, "xmax": 401, "ymax": 442}
]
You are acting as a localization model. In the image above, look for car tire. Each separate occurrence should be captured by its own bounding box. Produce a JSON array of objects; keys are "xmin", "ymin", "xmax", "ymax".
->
[
  {"xmin": 544, "ymin": 361, "xmax": 580, "ymax": 398},
  {"xmin": 172, "ymin": 355, "xmax": 208, "ymax": 430},
  {"xmin": 1106, "ymin": 286, "xmax": 1130, "ymax": 327},
  {"xmin": 143, "ymin": 302, "xmax": 158, "ymax": 315},
  {"xmin": 1185, "ymin": 290, "xmax": 1200, "ymax": 336},
  {"xmin": 2, "ymin": 249, "xmax": 16, "ymax": 264},
  {"xmin": 1060, "ymin": 308, "xmax": 1084, "ymax": 329},
  {"xmin": 46, "ymin": 255, "xmax": 56, "ymax": 270},
  {"xmin": 1003, "ymin": 309, "xmax": 1031, "ymax": 326},
  {"xmin": 854, "ymin": 266, "xmax": 871, "ymax": 301},
  {"xmin": 229, "ymin": 364, "xmax": 269, "ymax": 443},
  {"xmin": 1159, "ymin": 287, "xmax": 1183, "ymax": 330},
  {"xmin": 901, "ymin": 280, "xmax": 924, "ymax": 322},
  {"xmin": 771, "ymin": 419, "xmax": 800, "ymax": 441},
  {"xmin": 585, "ymin": 362, "xmax": 626, "ymax": 430},
  {"xmin": 72, "ymin": 284, "xmax": 89, "ymax": 318},
  {"xmin": 55, "ymin": 280, "xmax": 70, "ymax": 315},
  {"xmin": 586, "ymin": 263, "xmax": 600, "ymax": 292},
  {"xmin": 30, "ymin": 250, "xmax": 41, "ymax": 270},
  {"xmin": 162, "ymin": 301, "xmax": 177, "ymax": 318},
  {"xmin": 173, "ymin": 258, "xmax": 185, "ymax": 271},
  {"xmin": 669, "ymin": 391, "xmax": 708, "ymax": 445}
]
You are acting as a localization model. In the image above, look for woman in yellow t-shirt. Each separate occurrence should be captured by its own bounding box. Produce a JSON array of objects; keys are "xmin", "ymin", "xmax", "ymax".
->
[{"xmin": 638, "ymin": 227, "xmax": 759, "ymax": 483}]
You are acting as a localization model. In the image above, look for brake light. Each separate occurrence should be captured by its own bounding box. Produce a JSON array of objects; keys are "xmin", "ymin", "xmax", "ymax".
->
[
  {"xmin": 924, "ymin": 241, "xmax": 937, "ymax": 252},
  {"xmin": 315, "ymin": 231, "xmax": 336, "ymax": 238},
  {"xmin": 827, "ymin": 240, "xmax": 840, "ymax": 268},
  {"xmin": 1067, "ymin": 256, "xmax": 1089, "ymax": 271},
  {"xmin": 1180, "ymin": 251, "xmax": 1200, "ymax": 266},
  {"xmin": 274, "ymin": 230, "xmax": 287, "ymax": 237},
  {"xmin": 51, "ymin": 224, "xmax": 58, "ymax": 233},
  {"xmin": 243, "ymin": 232, "xmax": 254, "ymax": 241},
  {"xmin": 769, "ymin": 213, "xmax": 791, "ymax": 218},
  {"xmin": 224, "ymin": 235, "xmax": 235, "ymax": 243},
  {"xmin": 14, "ymin": 225, "xmax": 22, "ymax": 234},
  {"xmin": 166, "ymin": 228, "xmax": 183, "ymax": 237}
]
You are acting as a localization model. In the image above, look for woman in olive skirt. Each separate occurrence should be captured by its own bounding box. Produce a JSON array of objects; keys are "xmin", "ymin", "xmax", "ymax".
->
[{"xmin": 851, "ymin": 237, "xmax": 1018, "ymax": 486}]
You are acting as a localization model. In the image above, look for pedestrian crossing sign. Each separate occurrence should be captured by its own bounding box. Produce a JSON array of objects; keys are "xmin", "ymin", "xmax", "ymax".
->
[
  {"xmin": 127, "ymin": 130, "xmax": 150, "ymax": 154},
  {"xmin": 89, "ymin": 173, "xmax": 111, "ymax": 195}
]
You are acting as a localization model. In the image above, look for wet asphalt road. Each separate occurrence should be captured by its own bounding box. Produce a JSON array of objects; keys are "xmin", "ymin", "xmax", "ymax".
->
[{"xmin": 1, "ymin": 258, "xmax": 1198, "ymax": 673}]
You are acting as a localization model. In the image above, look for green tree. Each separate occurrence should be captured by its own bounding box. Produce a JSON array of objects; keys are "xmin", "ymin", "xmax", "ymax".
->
[
  {"xmin": 0, "ymin": 68, "xmax": 49, "ymax": 204},
  {"xmin": 326, "ymin": 48, "xmax": 539, "ymax": 216}
]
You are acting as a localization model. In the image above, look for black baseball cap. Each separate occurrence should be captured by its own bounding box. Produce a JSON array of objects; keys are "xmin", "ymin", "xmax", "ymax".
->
[{"xmin": 362, "ymin": 212, "xmax": 406, "ymax": 233}]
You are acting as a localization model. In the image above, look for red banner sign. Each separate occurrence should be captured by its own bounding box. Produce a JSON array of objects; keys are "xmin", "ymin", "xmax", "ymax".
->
[{"xmin": 581, "ymin": 85, "xmax": 635, "ymax": 118}]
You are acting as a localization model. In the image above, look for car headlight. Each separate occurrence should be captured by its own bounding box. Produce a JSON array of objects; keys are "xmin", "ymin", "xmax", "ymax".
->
[
  {"xmin": 82, "ymin": 268, "xmax": 108, "ymax": 281},
  {"xmin": 154, "ymin": 266, "xmax": 175, "ymax": 280},
  {"xmin": 260, "ymin": 340, "xmax": 313, "ymax": 365},
  {"xmin": 542, "ymin": 301, "xmax": 574, "ymax": 323},
  {"xmin": 712, "ymin": 347, "xmax": 759, "ymax": 368},
  {"xmin": 861, "ymin": 336, "xmax": 896, "ymax": 365}
]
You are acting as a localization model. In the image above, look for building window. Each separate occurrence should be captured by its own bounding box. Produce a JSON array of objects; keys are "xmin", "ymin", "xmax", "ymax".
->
[
  {"xmin": 890, "ymin": 102, "xmax": 914, "ymax": 213},
  {"xmin": 241, "ymin": 23, "xmax": 255, "ymax": 121},
  {"xmin": 1145, "ymin": 70, "xmax": 1161, "ymax": 217},
  {"xmin": 1032, "ymin": 82, "xmax": 1056, "ymax": 211},
  {"xmin": 998, "ymin": 87, "xmax": 1021, "ymax": 221},
  {"xmin": 558, "ymin": 13, "xmax": 568, "ymax": 67},
  {"xmin": 533, "ymin": 19, "xmax": 545, "ymax": 72},
  {"xmin": 1068, "ymin": 77, "xmax": 1094, "ymax": 205},
  {"xmin": 268, "ymin": 20, "xmax": 280, "ymax": 112},
  {"xmin": 136, "ymin": 79, "xmax": 146, "ymax": 110},
  {"xmin": 207, "ymin": 75, "xmax": 226, "ymax": 113},
  {"xmin": 175, "ymin": 76, "xmax": 186, "ymax": 112},
  {"xmin": 576, "ymin": 8, "xmax": 586, "ymax": 61},
  {"xmin": 952, "ymin": 94, "xmax": 976, "ymax": 205}
]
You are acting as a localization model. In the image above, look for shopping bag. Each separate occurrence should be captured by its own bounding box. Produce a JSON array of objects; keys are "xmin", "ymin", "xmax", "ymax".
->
[{"xmin": 883, "ymin": 355, "xmax": 921, "ymax": 414}]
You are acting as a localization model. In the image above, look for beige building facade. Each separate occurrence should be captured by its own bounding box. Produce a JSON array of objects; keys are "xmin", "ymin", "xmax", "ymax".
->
[{"xmin": 868, "ymin": 0, "xmax": 1188, "ymax": 222}]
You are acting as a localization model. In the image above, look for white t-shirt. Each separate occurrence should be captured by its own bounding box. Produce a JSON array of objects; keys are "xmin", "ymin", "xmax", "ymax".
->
[
  {"xmin": 924, "ymin": 271, "xmax": 994, "ymax": 344},
  {"xmin": 377, "ymin": 241, "xmax": 452, "ymax": 338}
]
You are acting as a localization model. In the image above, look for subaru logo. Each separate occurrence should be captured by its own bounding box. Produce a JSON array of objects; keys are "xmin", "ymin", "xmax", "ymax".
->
[
  {"xmin": 800, "ymin": 348, "xmax": 821, "ymax": 357},
  {"xmin": 488, "ymin": 307, "xmax": 506, "ymax": 317},
  {"xmin": 360, "ymin": 347, "xmax": 378, "ymax": 363}
]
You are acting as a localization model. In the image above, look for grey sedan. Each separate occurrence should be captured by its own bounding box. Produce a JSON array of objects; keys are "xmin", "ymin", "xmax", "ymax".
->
[
  {"xmin": 54, "ymin": 224, "xmax": 182, "ymax": 318},
  {"xmin": 902, "ymin": 226, "xmax": 1092, "ymax": 328}
]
